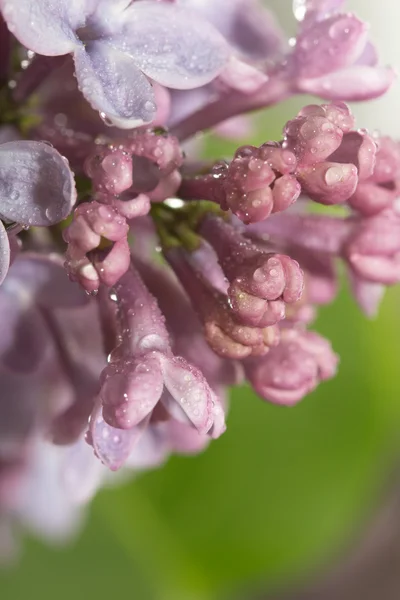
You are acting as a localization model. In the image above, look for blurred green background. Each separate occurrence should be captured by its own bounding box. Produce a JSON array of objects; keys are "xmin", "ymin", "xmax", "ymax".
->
[{"xmin": 3, "ymin": 98, "xmax": 400, "ymax": 600}]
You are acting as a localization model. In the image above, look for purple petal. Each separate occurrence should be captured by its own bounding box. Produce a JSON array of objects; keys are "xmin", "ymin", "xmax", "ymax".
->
[
  {"xmin": 14, "ymin": 440, "xmax": 84, "ymax": 541},
  {"xmin": 0, "ymin": 0, "xmax": 83, "ymax": 55},
  {"xmin": 0, "ymin": 221, "xmax": 10, "ymax": 285},
  {"xmin": 297, "ymin": 66, "xmax": 395, "ymax": 101},
  {"xmin": 0, "ymin": 141, "xmax": 76, "ymax": 226},
  {"xmin": 61, "ymin": 436, "xmax": 106, "ymax": 504},
  {"xmin": 100, "ymin": 355, "xmax": 164, "ymax": 429},
  {"xmin": 178, "ymin": 0, "xmax": 285, "ymax": 61},
  {"xmin": 219, "ymin": 56, "xmax": 268, "ymax": 94},
  {"xmin": 293, "ymin": 0, "xmax": 345, "ymax": 22},
  {"xmin": 110, "ymin": 1, "xmax": 229, "ymax": 89},
  {"xmin": 126, "ymin": 423, "xmax": 169, "ymax": 470},
  {"xmin": 161, "ymin": 356, "xmax": 213, "ymax": 434},
  {"xmin": 73, "ymin": 43, "xmax": 156, "ymax": 128},
  {"xmin": 293, "ymin": 14, "xmax": 368, "ymax": 79},
  {"xmin": 8, "ymin": 254, "xmax": 88, "ymax": 308},
  {"xmin": 348, "ymin": 271, "xmax": 385, "ymax": 318},
  {"xmin": 88, "ymin": 401, "xmax": 147, "ymax": 471}
]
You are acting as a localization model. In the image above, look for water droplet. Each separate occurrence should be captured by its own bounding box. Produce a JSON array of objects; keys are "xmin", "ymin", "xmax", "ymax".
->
[{"xmin": 144, "ymin": 100, "xmax": 156, "ymax": 113}]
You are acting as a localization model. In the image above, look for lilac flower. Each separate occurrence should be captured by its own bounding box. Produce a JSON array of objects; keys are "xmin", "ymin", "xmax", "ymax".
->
[
  {"xmin": 171, "ymin": 1, "xmax": 393, "ymax": 140},
  {"xmin": 88, "ymin": 261, "xmax": 225, "ymax": 470},
  {"xmin": 0, "ymin": 0, "xmax": 397, "ymax": 553},
  {"xmin": 0, "ymin": 0, "xmax": 229, "ymax": 128}
]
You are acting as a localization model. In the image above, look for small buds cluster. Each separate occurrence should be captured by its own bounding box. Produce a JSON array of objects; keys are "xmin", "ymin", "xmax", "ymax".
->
[
  {"xmin": 218, "ymin": 144, "xmax": 301, "ymax": 223},
  {"xmin": 199, "ymin": 215, "xmax": 304, "ymax": 327},
  {"xmin": 165, "ymin": 246, "xmax": 280, "ymax": 360},
  {"xmin": 283, "ymin": 102, "xmax": 376, "ymax": 205},
  {"xmin": 85, "ymin": 131, "xmax": 184, "ymax": 216},
  {"xmin": 63, "ymin": 202, "xmax": 130, "ymax": 294},
  {"xmin": 179, "ymin": 102, "xmax": 377, "ymax": 222},
  {"xmin": 348, "ymin": 136, "xmax": 400, "ymax": 215}
]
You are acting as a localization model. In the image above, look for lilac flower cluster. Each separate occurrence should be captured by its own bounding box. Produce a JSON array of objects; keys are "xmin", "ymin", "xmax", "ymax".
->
[{"xmin": 0, "ymin": 0, "xmax": 397, "ymax": 555}]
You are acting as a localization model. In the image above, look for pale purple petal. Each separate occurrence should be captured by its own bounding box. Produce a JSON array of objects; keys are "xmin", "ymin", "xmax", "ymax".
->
[
  {"xmin": 297, "ymin": 66, "xmax": 395, "ymax": 101},
  {"xmin": 178, "ymin": 0, "xmax": 285, "ymax": 61},
  {"xmin": 218, "ymin": 56, "xmax": 268, "ymax": 94},
  {"xmin": 8, "ymin": 255, "xmax": 88, "ymax": 308},
  {"xmin": 348, "ymin": 271, "xmax": 385, "ymax": 318},
  {"xmin": 0, "ymin": 0, "xmax": 83, "ymax": 55},
  {"xmin": 88, "ymin": 401, "xmax": 147, "ymax": 471},
  {"xmin": 161, "ymin": 356, "xmax": 213, "ymax": 434},
  {"xmin": 110, "ymin": 1, "xmax": 229, "ymax": 89},
  {"xmin": 126, "ymin": 424, "xmax": 169, "ymax": 470},
  {"xmin": 0, "ymin": 141, "xmax": 76, "ymax": 226},
  {"xmin": 0, "ymin": 221, "xmax": 10, "ymax": 285},
  {"xmin": 73, "ymin": 43, "xmax": 156, "ymax": 128},
  {"xmin": 61, "ymin": 436, "xmax": 106, "ymax": 504},
  {"xmin": 0, "ymin": 300, "xmax": 49, "ymax": 373},
  {"xmin": 13, "ymin": 440, "xmax": 84, "ymax": 541}
]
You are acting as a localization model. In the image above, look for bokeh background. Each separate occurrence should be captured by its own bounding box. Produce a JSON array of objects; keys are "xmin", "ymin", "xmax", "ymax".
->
[{"xmin": 3, "ymin": 1, "xmax": 400, "ymax": 599}]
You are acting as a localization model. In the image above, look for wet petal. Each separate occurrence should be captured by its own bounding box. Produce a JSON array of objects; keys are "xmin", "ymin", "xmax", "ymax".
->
[
  {"xmin": 348, "ymin": 271, "xmax": 385, "ymax": 318},
  {"xmin": 0, "ymin": 221, "xmax": 10, "ymax": 286},
  {"xmin": 14, "ymin": 440, "xmax": 84, "ymax": 541},
  {"xmin": 0, "ymin": 0, "xmax": 84, "ymax": 55},
  {"xmin": 297, "ymin": 66, "xmax": 395, "ymax": 101},
  {"xmin": 161, "ymin": 356, "xmax": 213, "ymax": 434},
  {"xmin": 111, "ymin": 1, "xmax": 229, "ymax": 89},
  {"xmin": 0, "ymin": 141, "xmax": 76, "ymax": 226},
  {"xmin": 88, "ymin": 401, "xmax": 148, "ymax": 471},
  {"xmin": 73, "ymin": 43, "xmax": 156, "ymax": 129},
  {"xmin": 61, "ymin": 436, "xmax": 106, "ymax": 504}
]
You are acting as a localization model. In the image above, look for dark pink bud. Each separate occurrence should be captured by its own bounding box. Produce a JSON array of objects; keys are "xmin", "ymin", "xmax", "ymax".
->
[
  {"xmin": 348, "ymin": 135, "xmax": 400, "ymax": 216},
  {"xmin": 344, "ymin": 213, "xmax": 400, "ymax": 284},
  {"xmin": 284, "ymin": 111, "xmax": 344, "ymax": 164},
  {"xmin": 199, "ymin": 216, "xmax": 304, "ymax": 327},
  {"xmin": 222, "ymin": 150, "xmax": 276, "ymax": 223},
  {"xmin": 271, "ymin": 174, "xmax": 302, "ymax": 213},
  {"xmin": 165, "ymin": 247, "xmax": 280, "ymax": 359},
  {"xmin": 85, "ymin": 131, "xmax": 183, "ymax": 201},
  {"xmin": 244, "ymin": 329, "xmax": 338, "ymax": 405},
  {"xmin": 329, "ymin": 130, "xmax": 376, "ymax": 181},
  {"xmin": 348, "ymin": 182, "xmax": 395, "ymax": 216},
  {"xmin": 298, "ymin": 161, "xmax": 358, "ymax": 204},
  {"xmin": 64, "ymin": 202, "xmax": 130, "ymax": 293},
  {"xmin": 258, "ymin": 143, "xmax": 298, "ymax": 174},
  {"xmin": 371, "ymin": 136, "xmax": 400, "ymax": 184}
]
